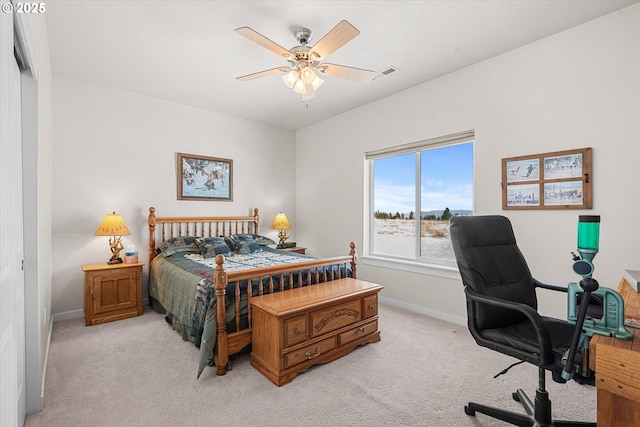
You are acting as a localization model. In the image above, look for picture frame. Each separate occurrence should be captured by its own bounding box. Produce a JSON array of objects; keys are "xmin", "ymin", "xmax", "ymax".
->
[
  {"xmin": 502, "ymin": 147, "xmax": 591, "ymax": 210},
  {"xmin": 176, "ymin": 152, "xmax": 233, "ymax": 201}
]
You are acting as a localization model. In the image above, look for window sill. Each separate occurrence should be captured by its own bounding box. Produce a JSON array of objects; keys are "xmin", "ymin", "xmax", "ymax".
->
[{"xmin": 360, "ymin": 255, "xmax": 461, "ymax": 280}]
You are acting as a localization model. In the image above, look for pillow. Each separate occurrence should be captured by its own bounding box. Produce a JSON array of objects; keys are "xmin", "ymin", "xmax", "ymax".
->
[
  {"xmin": 195, "ymin": 237, "xmax": 233, "ymax": 258},
  {"xmin": 159, "ymin": 236, "xmax": 200, "ymax": 257},
  {"xmin": 253, "ymin": 234, "xmax": 277, "ymax": 246},
  {"xmin": 227, "ymin": 234, "xmax": 263, "ymax": 254}
]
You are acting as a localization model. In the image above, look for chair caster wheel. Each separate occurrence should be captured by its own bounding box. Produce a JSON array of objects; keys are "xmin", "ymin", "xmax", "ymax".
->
[
  {"xmin": 464, "ymin": 405, "xmax": 476, "ymax": 416},
  {"xmin": 512, "ymin": 392, "xmax": 520, "ymax": 402}
]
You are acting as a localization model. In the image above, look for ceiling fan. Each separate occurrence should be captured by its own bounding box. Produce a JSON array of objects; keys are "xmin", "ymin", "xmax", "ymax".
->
[{"xmin": 235, "ymin": 20, "xmax": 376, "ymax": 101}]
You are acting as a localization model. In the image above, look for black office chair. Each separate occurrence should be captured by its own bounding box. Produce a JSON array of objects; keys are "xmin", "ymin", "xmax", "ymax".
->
[{"xmin": 449, "ymin": 215, "xmax": 596, "ymax": 427}]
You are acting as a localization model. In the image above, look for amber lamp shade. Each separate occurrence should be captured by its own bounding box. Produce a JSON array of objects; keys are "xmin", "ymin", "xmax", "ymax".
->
[
  {"xmin": 271, "ymin": 212, "xmax": 292, "ymax": 247},
  {"xmin": 95, "ymin": 212, "xmax": 131, "ymax": 264}
]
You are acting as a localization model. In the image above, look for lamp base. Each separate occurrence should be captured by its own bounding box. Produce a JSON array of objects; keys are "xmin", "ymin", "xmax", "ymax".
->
[
  {"xmin": 108, "ymin": 258, "xmax": 123, "ymax": 265},
  {"xmin": 277, "ymin": 230, "xmax": 290, "ymax": 247}
]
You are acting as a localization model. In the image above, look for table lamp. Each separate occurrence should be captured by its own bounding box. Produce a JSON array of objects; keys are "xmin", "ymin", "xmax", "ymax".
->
[
  {"xmin": 95, "ymin": 212, "xmax": 131, "ymax": 264},
  {"xmin": 271, "ymin": 212, "xmax": 292, "ymax": 248}
]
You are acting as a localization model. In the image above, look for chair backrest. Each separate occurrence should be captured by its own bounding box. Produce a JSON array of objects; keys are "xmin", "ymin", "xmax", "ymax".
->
[{"xmin": 449, "ymin": 215, "xmax": 538, "ymax": 330}]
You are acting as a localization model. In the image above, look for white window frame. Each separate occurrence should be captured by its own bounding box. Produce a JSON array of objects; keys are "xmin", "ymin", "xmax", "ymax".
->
[{"xmin": 362, "ymin": 130, "xmax": 475, "ymax": 279}]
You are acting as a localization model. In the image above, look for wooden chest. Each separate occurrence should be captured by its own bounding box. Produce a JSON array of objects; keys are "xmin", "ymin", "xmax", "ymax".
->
[{"xmin": 249, "ymin": 278, "xmax": 383, "ymax": 386}]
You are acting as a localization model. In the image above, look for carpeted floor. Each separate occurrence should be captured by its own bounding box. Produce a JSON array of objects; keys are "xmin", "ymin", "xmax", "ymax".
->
[{"xmin": 25, "ymin": 304, "xmax": 596, "ymax": 426}]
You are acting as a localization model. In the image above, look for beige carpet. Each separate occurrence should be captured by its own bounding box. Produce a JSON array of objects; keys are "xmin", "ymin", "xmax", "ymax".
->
[{"xmin": 25, "ymin": 304, "xmax": 596, "ymax": 426}]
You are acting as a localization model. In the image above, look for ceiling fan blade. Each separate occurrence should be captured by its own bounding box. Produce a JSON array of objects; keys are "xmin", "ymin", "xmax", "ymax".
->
[
  {"xmin": 309, "ymin": 20, "xmax": 360, "ymax": 60},
  {"xmin": 235, "ymin": 27, "xmax": 291, "ymax": 58},
  {"xmin": 236, "ymin": 67, "xmax": 288, "ymax": 82},
  {"xmin": 318, "ymin": 64, "xmax": 375, "ymax": 83}
]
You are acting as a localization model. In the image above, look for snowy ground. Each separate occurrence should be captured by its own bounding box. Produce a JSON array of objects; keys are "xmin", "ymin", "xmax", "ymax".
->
[{"xmin": 373, "ymin": 219, "xmax": 455, "ymax": 261}]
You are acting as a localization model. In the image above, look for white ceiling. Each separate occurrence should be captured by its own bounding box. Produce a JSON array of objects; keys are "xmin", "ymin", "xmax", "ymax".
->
[{"xmin": 44, "ymin": 1, "xmax": 638, "ymax": 130}]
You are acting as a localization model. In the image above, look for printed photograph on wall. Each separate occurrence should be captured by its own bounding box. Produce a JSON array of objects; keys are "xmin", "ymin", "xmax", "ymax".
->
[
  {"xmin": 543, "ymin": 181, "xmax": 584, "ymax": 206},
  {"xmin": 506, "ymin": 158, "xmax": 539, "ymax": 183},
  {"xmin": 501, "ymin": 147, "xmax": 592, "ymax": 210},
  {"xmin": 176, "ymin": 152, "xmax": 233, "ymax": 201},
  {"xmin": 505, "ymin": 184, "xmax": 540, "ymax": 207},
  {"xmin": 543, "ymin": 153, "xmax": 583, "ymax": 180}
]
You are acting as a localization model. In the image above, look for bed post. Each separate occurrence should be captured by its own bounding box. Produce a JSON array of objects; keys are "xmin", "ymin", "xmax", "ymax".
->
[
  {"xmin": 349, "ymin": 241, "xmax": 358, "ymax": 279},
  {"xmin": 148, "ymin": 207, "xmax": 157, "ymax": 265},
  {"xmin": 214, "ymin": 254, "xmax": 229, "ymax": 376},
  {"xmin": 253, "ymin": 208, "xmax": 259, "ymax": 234}
]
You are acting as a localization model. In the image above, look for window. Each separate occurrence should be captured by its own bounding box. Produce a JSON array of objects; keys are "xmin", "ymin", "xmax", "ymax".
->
[{"xmin": 366, "ymin": 131, "xmax": 474, "ymax": 269}]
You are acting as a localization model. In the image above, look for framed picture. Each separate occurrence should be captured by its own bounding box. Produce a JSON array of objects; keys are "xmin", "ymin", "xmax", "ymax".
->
[
  {"xmin": 502, "ymin": 147, "xmax": 591, "ymax": 210},
  {"xmin": 543, "ymin": 181, "xmax": 583, "ymax": 206},
  {"xmin": 505, "ymin": 159, "xmax": 540, "ymax": 183},
  {"xmin": 505, "ymin": 183, "xmax": 540, "ymax": 207},
  {"xmin": 176, "ymin": 152, "xmax": 233, "ymax": 201}
]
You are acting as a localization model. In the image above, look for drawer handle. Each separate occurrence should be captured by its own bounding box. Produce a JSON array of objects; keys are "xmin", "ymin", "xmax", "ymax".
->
[
  {"xmin": 368, "ymin": 304, "xmax": 375, "ymax": 311},
  {"xmin": 294, "ymin": 328, "xmax": 300, "ymax": 335},
  {"xmin": 305, "ymin": 347, "xmax": 321, "ymax": 360},
  {"xmin": 353, "ymin": 327, "xmax": 366, "ymax": 336}
]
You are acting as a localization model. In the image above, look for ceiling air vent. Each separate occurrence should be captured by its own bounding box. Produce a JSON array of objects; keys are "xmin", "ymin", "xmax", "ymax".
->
[{"xmin": 373, "ymin": 66, "xmax": 398, "ymax": 81}]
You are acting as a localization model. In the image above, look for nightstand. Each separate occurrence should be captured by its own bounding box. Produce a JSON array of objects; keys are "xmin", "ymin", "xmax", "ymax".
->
[
  {"xmin": 280, "ymin": 247, "xmax": 306, "ymax": 255},
  {"xmin": 82, "ymin": 262, "xmax": 144, "ymax": 326}
]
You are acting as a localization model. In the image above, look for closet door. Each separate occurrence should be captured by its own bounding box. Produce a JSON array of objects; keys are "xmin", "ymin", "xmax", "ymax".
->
[{"xmin": 0, "ymin": 8, "xmax": 27, "ymax": 426}]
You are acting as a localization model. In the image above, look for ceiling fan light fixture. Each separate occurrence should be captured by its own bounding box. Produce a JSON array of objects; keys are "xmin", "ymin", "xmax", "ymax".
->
[
  {"xmin": 301, "ymin": 86, "xmax": 316, "ymax": 101},
  {"xmin": 236, "ymin": 20, "xmax": 374, "ymax": 102},
  {"xmin": 293, "ymin": 78, "xmax": 306, "ymax": 94},
  {"xmin": 311, "ymin": 75, "xmax": 324, "ymax": 91},
  {"xmin": 282, "ymin": 70, "xmax": 298, "ymax": 89},
  {"xmin": 300, "ymin": 66, "xmax": 317, "ymax": 84}
]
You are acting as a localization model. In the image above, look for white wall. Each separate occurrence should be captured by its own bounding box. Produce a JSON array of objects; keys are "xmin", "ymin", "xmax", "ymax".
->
[
  {"xmin": 51, "ymin": 77, "xmax": 296, "ymax": 317},
  {"xmin": 295, "ymin": 5, "xmax": 640, "ymax": 321}
]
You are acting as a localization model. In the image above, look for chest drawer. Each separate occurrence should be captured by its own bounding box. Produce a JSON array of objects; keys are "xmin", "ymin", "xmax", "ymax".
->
[
  {"xmin": 363, "ymin": 294, "xmax": 378, "ymax": 319},
  {"xmin": 283, "ymin": 336, "xmax": 337, "ymax": 369},
  {"xmin": 284, "ymin": 314, "xmax": 307, "ymax": 347},
  {"xmin": 311, "ymin": 298, "xmax": 361, "ymax": 337},
  {"xmin": 338, "ymin": 319, "xmax": 378, "ymax": 346}
]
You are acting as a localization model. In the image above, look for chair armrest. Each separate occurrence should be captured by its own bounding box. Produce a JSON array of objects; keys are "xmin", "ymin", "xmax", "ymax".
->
[
  {"xmin": 533, "ymin": 278, "xmax": 568, "ymax": 293},
  {"xmin": 465, "ymin": 286, "xmax": 553, "ymax": 364}
]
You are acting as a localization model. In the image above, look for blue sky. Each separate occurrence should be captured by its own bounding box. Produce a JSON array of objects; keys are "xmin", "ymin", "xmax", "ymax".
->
[{"xmin": 373, "ymin": 142, "xmax": 473, "ymax": 214}]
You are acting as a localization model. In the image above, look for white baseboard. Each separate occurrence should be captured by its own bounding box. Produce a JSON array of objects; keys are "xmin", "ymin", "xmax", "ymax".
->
[
  {"xmin": 52, "ymin": 309, "xmax": 84, "ymax": 322},
  {"xmin": 52, "ymin": 298, "xmax": 151, "ymax": 323},
  {"xmin": 379, "ymin": 295, "xmax": 467, "ymax": 326},
  {"xmin": 41, "ymin": 315, "xmax": 54, "ymax": 403}
]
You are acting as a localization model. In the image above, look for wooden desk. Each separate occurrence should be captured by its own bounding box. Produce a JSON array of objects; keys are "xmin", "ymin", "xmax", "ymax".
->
[{"xmin": 589, "ymin": 278, "xmax": 640, "ymax": 426}]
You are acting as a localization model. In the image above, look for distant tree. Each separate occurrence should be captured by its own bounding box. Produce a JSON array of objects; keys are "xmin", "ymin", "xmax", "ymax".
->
[
  {"xmin": 408, "ymin": 211, "xmax": 414, "ymax": 220},
  {"xmin": 441, "ymin": 207, "xmax": 452, "ymax": 221},
  {"xmin": 394, "ymin": 211, "xmax": 401, "ymax": 219},
  {"xmin": 374, "ymin": 210, "xmax": 390, "ymax": 219}
]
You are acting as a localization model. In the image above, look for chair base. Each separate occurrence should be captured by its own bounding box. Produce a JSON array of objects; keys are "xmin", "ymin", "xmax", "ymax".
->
[{"xmin": 464, "ymin": 388, "xmax": 595, "ymax": 427}]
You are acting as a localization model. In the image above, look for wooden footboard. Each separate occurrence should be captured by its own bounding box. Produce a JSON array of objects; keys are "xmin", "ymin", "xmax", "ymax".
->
[{"xmin": 212, "ymin": 244, "xmax": 358, "ymax": 376}]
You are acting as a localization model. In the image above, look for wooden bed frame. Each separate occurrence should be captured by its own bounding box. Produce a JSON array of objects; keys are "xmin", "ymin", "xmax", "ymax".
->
[{"xmin": 147, "ymin": 207, "xmax": 358, "ymax": 376}]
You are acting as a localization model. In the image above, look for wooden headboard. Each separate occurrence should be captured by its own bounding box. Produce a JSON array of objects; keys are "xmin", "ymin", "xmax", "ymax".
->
[{"xmin": 147, "ymin": 206, "xmax": 260, "ymax": 265}]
